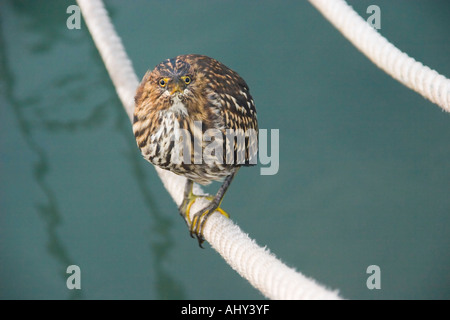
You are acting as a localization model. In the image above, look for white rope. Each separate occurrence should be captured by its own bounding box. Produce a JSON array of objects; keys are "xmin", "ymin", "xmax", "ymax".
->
[
  {"xmin": 308, "ymin": 0, "xmax": 450, "ymax": 112},
  {"xmin": 77, "ymin": 0, "xmax": 341, "ymax": 300}
]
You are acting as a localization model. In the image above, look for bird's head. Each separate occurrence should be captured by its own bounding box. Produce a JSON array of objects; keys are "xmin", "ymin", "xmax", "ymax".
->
[
  {"xmin": 135, "ymin": 55, "xmax": 212, "ymax": 119},
  {"xmin": 152, "ymin": 57, "xmax": 197, "ymax": 101}
]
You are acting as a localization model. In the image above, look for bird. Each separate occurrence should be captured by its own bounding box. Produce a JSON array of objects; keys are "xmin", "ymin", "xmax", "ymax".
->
[{"xmin": 133, "ymin": 54, "xmax": 258, "ymax": 247}]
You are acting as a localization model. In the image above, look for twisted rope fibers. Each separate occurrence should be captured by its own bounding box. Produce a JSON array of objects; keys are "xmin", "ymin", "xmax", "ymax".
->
[{"xmin": 308, "ymin": 0, "xmax": 450, "ymax": 112}]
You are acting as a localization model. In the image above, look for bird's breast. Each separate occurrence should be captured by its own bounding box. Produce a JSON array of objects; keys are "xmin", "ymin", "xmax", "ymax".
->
[
  {"xmin": 168, "ymin": 95, "xmax": 189, "ymax": 117},
  {"xmin": 140, "ymin": 109, "xmax": 234, "ymax": 184}
]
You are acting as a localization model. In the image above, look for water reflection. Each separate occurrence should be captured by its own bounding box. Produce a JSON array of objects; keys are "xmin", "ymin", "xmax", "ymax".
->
[
  {"xmin": 1, "ymin": 0, "xmax": 185, "ymax": 299},
  {"xmin": 100, "ymin": 4, "xmax": 186, "ymax": 300},
  {"xmin": 120, "ymin": 119, "xmax": 186, "ymax": 299},
  {"xmin": 0, "ymin": 3, "xmax": 82, "ymax": 299}
]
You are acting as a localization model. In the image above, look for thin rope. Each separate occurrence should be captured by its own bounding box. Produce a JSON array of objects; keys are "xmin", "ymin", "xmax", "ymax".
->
[
  {"xmin": 76, "ymin": 0, "xmax": 341, "ymax": 300},
  {"xmin": 308, "ymin": 0, "xmax": 450, "ymax": 112}
]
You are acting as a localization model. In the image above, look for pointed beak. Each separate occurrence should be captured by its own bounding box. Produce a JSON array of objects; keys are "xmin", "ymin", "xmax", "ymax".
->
[{"xmin": 169, "ymin": 80, "xmax": 184, "ymax": 95}]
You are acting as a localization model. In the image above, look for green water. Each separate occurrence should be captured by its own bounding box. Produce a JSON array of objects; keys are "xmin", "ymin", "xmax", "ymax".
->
[{"xmin": 1, "ymin": 0, "xmax": 449, "ymax": 300}]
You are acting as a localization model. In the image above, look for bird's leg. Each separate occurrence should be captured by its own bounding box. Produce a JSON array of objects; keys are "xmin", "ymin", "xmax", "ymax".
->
[
  {"xmin": 190, "ymin": 172, "xmax": 236, "ymax": 247},
  {"xmin": 178, "ymin": 179, "xmax": 195, "ymax": 220},
  {"xmin": 178, "ymin": 173, "xmax": 236, "ymax": 247},
  {"xmin": 178, "ymin": 179, "xmax": 217, "ymax": 233}
]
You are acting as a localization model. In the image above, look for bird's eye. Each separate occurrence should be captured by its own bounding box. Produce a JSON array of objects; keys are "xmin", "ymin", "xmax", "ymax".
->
[
  {"xmin": 159, "ymin": 79, "xmax": 167, "ymax": 87},
  {"xmin": 182, "ymin": 76, "xmax": 191, "ymax": 85}
]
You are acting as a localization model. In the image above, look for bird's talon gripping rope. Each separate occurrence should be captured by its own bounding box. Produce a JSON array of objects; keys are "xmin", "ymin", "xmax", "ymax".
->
[
  {"xmin": 189, "ymin": 214, "xmax": 199, "ymax": 238},
  {"xmin": 189, "ymin": 213, "xmax": 204, "ymax": 247},
  {"xmin": 188, "ymin": 203, "xmax": 230, "ymax": 247},
  {"xmin": 180, "ymin": 191, "xmax": 230, "ymax": 247},
  {"xmin": 215, "ymin": 207, "xmax": 230, "ymax": 219}
]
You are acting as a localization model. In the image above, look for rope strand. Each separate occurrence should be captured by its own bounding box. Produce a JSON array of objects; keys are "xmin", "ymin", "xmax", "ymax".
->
[{"xmin": 308, "ymin": 0, "xmax": 450, "ymax": 112}]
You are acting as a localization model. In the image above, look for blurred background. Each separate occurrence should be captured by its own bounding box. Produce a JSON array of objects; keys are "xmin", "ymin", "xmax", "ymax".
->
[{"xmin": 1, "ymin": 0, "xmax": 449, "ymax": 299}]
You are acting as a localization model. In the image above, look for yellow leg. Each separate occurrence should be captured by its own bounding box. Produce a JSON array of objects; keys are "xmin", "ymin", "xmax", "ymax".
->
[
  {"xmin": 178, "ymin": 179, "xmax": 231, "ymax": 247},
  {"xmin": 185, "ymin": 194, "xmax": 229, "ymax": 247},
  {"xmin": 185, "ymin": 197, "xmax": 229, "ymax": 223}
]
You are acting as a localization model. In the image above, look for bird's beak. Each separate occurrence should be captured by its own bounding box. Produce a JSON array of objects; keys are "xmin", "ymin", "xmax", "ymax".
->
[{"xmin": 169, "ymin": 80, "xmax": 184, "ymax": 95}]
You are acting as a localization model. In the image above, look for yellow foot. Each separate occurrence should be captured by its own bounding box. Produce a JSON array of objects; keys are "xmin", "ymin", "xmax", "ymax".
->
[{"xmin": 183, "ymin": 197, "xmax": 229, "ymax": 248}]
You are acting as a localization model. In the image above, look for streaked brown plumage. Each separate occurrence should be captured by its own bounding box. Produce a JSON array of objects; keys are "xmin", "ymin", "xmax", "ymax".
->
[{"xmin": 133, "ymin": 54, "xmax": 258, "ymax": 246}]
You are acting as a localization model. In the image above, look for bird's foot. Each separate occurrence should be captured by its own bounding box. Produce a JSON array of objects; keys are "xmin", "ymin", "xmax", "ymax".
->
[
  {"xmin": 189, "ymin": 203, "xmax": 229, "ymax": 247},
  {"xmin": 179, "ymin": 195, "xmax": 229, "ymax": 248}
]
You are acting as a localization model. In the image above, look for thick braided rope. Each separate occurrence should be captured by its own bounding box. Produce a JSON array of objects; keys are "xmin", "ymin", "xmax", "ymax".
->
[
  {"xmin": 308, "ymin": 0, "xmax": 450, "ymax": 112},
  {"xmin": 77, "ymin": 0, "xmax": 341, "ymax": 300}
]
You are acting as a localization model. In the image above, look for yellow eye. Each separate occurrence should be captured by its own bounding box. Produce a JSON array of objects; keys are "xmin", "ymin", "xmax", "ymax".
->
[
  {"xmin": 182, "ymin": 76, "xmax": 191, "ymax": 85},
  {"xmin": 159, "ymin": 78, "xmax": 168, "ymax": 87}
]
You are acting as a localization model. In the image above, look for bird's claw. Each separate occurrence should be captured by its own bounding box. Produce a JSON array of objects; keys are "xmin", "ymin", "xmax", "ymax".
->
[{"xmin": 180, "ymin": 197, "xmax": 229, "ymax": 248}]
